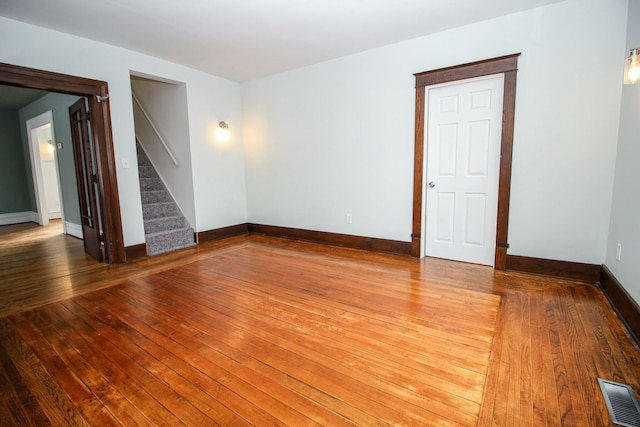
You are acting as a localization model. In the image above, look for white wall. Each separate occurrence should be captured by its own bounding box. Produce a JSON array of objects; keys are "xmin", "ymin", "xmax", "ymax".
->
[
  {"xmin": 242, "ymin": 0, "xmax": 627, "ymax": 263},
  {"xmin": 0, "ymin": 16, "xmax": 247, "ymax": 246},
  {"xmin": 188, "ymin": 70, "xmax": 246, "ymax": 232},
  {"xmin": 0, "ymin": 1, "xmax": 630, "ymax": 268},
  {"xmin": 606, "ymin": 0, "xmax": 640, "ymax": 305}
]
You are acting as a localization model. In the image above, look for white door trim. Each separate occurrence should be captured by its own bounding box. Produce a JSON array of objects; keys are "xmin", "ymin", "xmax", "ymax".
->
[{"xmin": 25, "ymin": 110, "xmax": 66, "ymax": 229}]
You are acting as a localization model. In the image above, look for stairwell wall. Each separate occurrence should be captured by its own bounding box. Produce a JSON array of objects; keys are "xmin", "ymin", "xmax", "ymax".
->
[{"xmin": 131, "ymin": 76, "xmax": 196, "ymax": 228}]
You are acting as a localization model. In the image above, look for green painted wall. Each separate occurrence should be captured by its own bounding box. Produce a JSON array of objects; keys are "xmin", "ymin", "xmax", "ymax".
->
[
  {"xmin": 18, "ymin": 93, "xmax": 82, "ymax": 225},
  {"xmin": 0, "ymin": 108, "xmax": 31, "ymax": 214}
]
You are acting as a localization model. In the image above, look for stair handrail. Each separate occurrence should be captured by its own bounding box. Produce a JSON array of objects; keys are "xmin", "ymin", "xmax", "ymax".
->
[{"xmin": 131, "ymin": 91, "xmax": 179, "ymax": 166}]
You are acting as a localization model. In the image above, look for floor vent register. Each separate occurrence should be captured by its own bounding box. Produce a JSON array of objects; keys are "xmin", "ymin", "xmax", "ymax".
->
[{"xmin": 598, "ymin": 378, "xmax": 640, "ymax": 427}]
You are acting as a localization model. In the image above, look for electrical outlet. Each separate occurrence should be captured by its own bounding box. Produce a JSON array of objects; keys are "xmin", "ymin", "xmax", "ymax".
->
[
  {"xmin": 345, "ymin": 213, "xmax": 353, "ymax": 224},
  {"xmin": 616, "ymin": 243, "xmax": 622, "ymax": 262}
]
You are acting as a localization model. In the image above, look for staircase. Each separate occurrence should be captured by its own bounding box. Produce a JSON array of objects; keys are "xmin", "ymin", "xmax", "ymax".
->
[{"xmin": 137, "ymin": 144, "xmax": 195, "ymax": 256}]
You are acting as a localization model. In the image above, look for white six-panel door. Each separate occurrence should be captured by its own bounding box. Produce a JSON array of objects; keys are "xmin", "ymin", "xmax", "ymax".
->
[{"xmin": 424, "ymin": 74, "xmax": 504, "ymax": 266}]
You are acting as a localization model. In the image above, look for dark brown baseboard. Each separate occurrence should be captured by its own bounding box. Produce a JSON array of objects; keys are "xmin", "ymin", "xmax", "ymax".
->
[
  {"xmin": 410, "ymin": 234, "xmax": 421, "ymax": 257},
  {"xmin": 196, "ymin": 223, "xmax": 249, "ymax": 243},
  {"xmin": 125, "ymin": 243, "xmax": 147, "ymax": 261},
  {"xmin": 248, "ymin": 224, "xmax": 412, "ymax": 256},
  {"xmin": 599, "ymin": 265, "xmax": 640, "ymax": 347},
  {"xmin": 494, "ymin": 246, "xmax": 508, "ymax": 271},
  {"xmin": 505, "ymin": 254, "xmax": 601, "ymax": 283}
]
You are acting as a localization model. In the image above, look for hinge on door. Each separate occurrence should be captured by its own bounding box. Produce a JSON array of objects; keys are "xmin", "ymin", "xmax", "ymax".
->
[
  {"xmin": 92, "ymin": 173, "xmax": 98, "ymax": 183},
  {"xmin": 99, "ymin": 233, "xmax": 105, "ymax": 244},
  {"xmin": 96, "ymin": 94, "xmax": 109, "ymax": 103}
]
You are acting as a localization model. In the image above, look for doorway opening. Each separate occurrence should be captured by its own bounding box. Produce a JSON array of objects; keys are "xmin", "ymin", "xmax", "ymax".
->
[
  {"xmin": 0, "ymin": 62, "xmax": 125, "ymax": 263},
  {"xmin": 129, "ymin": 72, "xmax": 197, "ymax": 256},
  {"xmin": 411, "ymin": 54, "xmax": 520, "ymax": 270},
  {"xmin": 26, "ymin": 111, "xmax": 64, "ymax": 228}
]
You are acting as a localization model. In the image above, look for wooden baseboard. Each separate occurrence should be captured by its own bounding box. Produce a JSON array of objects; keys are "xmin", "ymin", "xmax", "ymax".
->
[
  {"xmin": 599, "ymin": 265, "xmax": 640, "ymax": 347},
  {"xmin": 195, "ymin": 223, "xmax": 411, "ymax": 255},
  {"xmin": 196, "ymin": 223, "xmax": 249, "ymax": 244},
  {"xmin": 505, "ymin": 254, "xmax": 601, "ymax": 283},
  {"xmin": 248, "ymin": 224, "xmax": 412, "ymax": 256},
  {"xmin": 125, "ymin": 243, "xmax": 147, "ymax": 261}
]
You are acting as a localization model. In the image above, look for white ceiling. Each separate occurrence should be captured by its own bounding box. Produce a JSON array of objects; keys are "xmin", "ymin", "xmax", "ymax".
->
[{"xmin": 0, "ymin": 0, "xmax": 566, "ymax": 82}]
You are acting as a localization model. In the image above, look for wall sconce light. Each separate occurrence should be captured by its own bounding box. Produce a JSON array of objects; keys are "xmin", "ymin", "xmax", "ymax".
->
[
  {"xmin": 624, "ymin": 48, "xmax": 640, "ymax": 84},
  {"xmin": 216, "ymin": 121, "xmax": 230, "ymax": 141},
  {"xmin": 47, "ymin": 140, "xmax": 55, "ymax": 153}
]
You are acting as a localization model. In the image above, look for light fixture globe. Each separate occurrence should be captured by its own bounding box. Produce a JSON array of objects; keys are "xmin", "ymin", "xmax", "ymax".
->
[
  {"xmin": 216, "ymin": 121, "xmax": 230, "ymax": 141},
  {"xmin": 624, "ymin": 48, "xmax": 640, "ymax": 85}
]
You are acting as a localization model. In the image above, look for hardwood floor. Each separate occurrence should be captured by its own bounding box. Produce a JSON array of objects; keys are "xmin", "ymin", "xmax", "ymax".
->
[
  {"xmin": 1, "ymin": 222, "xmax": 639, "ymax": 425},
  {"xmin": 0, "ymin": 220, "xmax": 244, "ymax": 318}
]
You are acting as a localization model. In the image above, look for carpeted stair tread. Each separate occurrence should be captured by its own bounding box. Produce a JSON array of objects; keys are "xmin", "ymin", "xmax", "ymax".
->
[
  {"xmin": 141, "ymin": 190, "xmax": 172, "ymax": 204},
  {"xmin": 139, "ymin": 177, "xmax": 164, "ymax": 192},
  {"xmin": 145, "ymin": 226, "xmax": 194, "ymax": 238},
  {"xmin": 138, "ymin": 165, "xmax": 157, "ymax": 179},
  {"xmin": 143, "ymin": 202, "xmax": 179, "ymax": 219},
  {"xmin": 146, "ymin": 227, "xmax": 195, "ymax": 255},
  {"xmin": 137, "ymin": 142, "xmax": 196, "ymax": 256},
  {"xmin": 143, "ymin": 215, "xmax": 187, "ymax": 234}
]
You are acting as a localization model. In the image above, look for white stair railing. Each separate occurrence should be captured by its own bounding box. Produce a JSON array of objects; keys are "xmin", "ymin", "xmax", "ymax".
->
[{"xmin": 132, "ymin": 91, "xmax": 179, "ymax": 166}]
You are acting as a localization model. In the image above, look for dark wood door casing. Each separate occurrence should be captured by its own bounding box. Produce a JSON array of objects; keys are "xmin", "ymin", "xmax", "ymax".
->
[
  {"xmin": 412, "ymin": 54, "xmax": 520, "ymax": 269},
  {"xmin": 0, "ymin": 62, "xmax": 125, "ymax": 263}
]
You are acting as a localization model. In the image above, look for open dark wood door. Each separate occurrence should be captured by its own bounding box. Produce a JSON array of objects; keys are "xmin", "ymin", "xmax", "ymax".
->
[{"xmin": 69, "ymin": 98, "xmax": 103, "ymax": 261}]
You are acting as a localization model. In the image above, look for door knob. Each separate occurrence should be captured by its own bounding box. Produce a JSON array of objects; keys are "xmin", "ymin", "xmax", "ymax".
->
[{"xmin": 428, "ymin": 181, "xmax": 435, "ymax": 188}]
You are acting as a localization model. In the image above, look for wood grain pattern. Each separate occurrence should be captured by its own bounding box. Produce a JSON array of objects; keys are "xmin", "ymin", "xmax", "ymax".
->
[
  {"xmin": 600, "ymin": 265, "xmax": 640, "ymax": 346},
  {"xmin": 0, "ymin": 62, "xmax": 103, "ymax": 95},
  {"xmin": 1, "ymin": 222, "xmax": 640, "ymax": 426},
  {"xmin": 494, "ymin": 69, "xmax": 518, "ymax": 270},
  {"xmin": 0, "ymin": 221, "xmax": 246, "ymax": 318},
  {"xmin": 0, "ymin": 318, "xmax": 91, "ymax": 427},
  {"xmin": 414, "ymin": 54, "xmax": 520, "ymax": 88},
  {"xmin": 88, "ymin": 87, "xmax": 126, "ymax": 264}
]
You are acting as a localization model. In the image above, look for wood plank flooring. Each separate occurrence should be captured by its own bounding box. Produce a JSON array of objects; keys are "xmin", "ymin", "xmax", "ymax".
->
[
  {"xmin": 0, "ymin": 220, "xmax": 244, "ymax": 318},
  {"xmin": 1, "ymin": 221, "xmax": 639, "ymax": 425}
]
